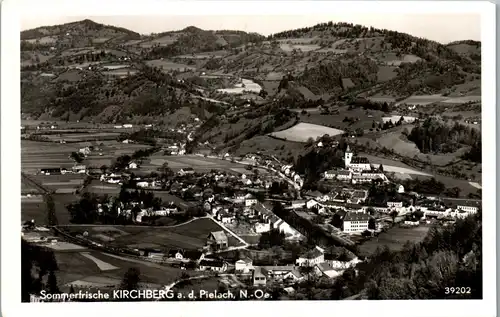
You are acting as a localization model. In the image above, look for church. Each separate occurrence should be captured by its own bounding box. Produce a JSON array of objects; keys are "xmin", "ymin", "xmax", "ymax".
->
[{"xmin": 344, "ymin": 145, "xmax": 371, "ymax": 171}]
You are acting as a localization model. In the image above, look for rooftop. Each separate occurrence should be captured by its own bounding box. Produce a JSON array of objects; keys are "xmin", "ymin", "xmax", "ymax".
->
[
  {"xmin": 351, "ymin": 157, "xmax": 370, "ymax": 164},
  {"xmin": 209, "ymin": 231, "xmax": 228, "ymax": 242},
  {"xmin": 344, "ymin": 212, "xmax": 372, "ymax": 222}
]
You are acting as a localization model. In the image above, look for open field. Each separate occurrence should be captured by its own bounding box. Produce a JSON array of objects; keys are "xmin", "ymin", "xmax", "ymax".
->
[
  {"xmin": 217, "ymin": 79, "xmax": 261, "ymax": 94},
  {"xmin": 269, "ymin": 122, "xmax": 344, "ymax": 143},
  {"xmin": 395, "ymin": 94, "xmax": 480, "ymax": 106},
  {"xmin": 141, "ymin": 154, "xmax": 250, "ymax": 173},
  {"xmin": 55, "ymin": 250, "xmax": 190, "ymax": 289},
  {"xmin": 382, "ymin": 165, "xmax": 432, "ymax": 176},
  {"xmin": 358, "ymin": 225, "xmax": 431, "ymax": 256},
  {"xmin": 279, "ymin": 43, "xmax": 321, "ymax": 52},
  {"xmin": 145, "ymin": 59, "xmax": 196, "ymax": 72},
  {"xmin": 299, "ymin": 106, "xmax": 385, "ymax": 131},
  {"xmin": 31, "ymin": 174, "xmax": 85, "ymax": 191},
  {"xmin": 80, "ymin": 252, "xmax": 119, "ymax": 271},
  {"xmin": 21, "ymin": 193, "xmax": 76, "ymax": 225},
  {"xmin": 61, "ymin": 218, "xmax": 243, "ymax": 251},
  {"xmin": 231, "ymin": 135, "xmax": 306, "ymax": 162},
  {"xmin": 22, "ymin": 140, "xmax": 77, "ymax": 173}
]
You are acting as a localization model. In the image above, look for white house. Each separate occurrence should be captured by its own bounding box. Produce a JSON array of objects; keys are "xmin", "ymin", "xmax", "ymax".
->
[
  {"xmin": 199, "ymin": 260, "xmax": 228, "ymax": 272},
  {"xmin": 245, "ymin": 196, "xmax": 258, "ymax": 207},
  {"xmin": 387, "ymin": 201, "xmax": 403, "ymax": 208},
  {"xmin": 296, "ymin": 247, "xmax": 325, "ymax": 267},
  {"xmin": 255, "ymin": 222, "xmax": 271, "ymax": 233},
  {"xmin": 336, "ymin": 170, "xmax": 353, "ymax": 181},
  {"xmin": 123, "ymin": 124, "xmax": 133, "ymax": 128},
  {"xmin": 128, "ymin": 162, "xmax": 138, "ymax": 169},
  {"xmin": 397, "ymin": 184, "xmax": 405, "ymax": 193},
  {"xmin": 272, "ymin": 219, "xmax": 297, "ymax": 236},
  {"xmin": 235, "ymin": 257, "xmax": 253, "ymax": 273},
  {"xmin": 343, "ymin": 213, "xmax": 371, "ymax": 234},
  {"xmin": 306, "ymin": 199, "xmax": 320, "ymax": 210},
  {"xmin": 324, "ymin": 170, "xmax": 337, "ymax": 180}
]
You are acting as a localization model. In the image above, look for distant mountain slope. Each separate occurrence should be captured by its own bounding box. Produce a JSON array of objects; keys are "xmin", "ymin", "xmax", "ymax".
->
[
  {"xmin": 21, "ymin": 19, "xmax": 141, "ymax": 50},
  {"xmin": 20, "ymin": 19, "xmax": 481, "ymax": 124}
]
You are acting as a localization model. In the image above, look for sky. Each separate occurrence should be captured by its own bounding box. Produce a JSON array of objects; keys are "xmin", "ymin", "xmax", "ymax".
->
[{"xmin": 20, "ymin": 14, "xmax": 481, "ymax": 44}]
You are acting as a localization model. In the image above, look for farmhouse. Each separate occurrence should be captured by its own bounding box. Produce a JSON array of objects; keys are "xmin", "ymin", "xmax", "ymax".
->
[
  {"xmin": 128, "ymin": 162, "xmax": 138, "ymax": 169},
  {"xmin": 260, "ymin": 266, "xmax": 304, "ymax": 282},
  {"xmin": 235, "ymin": 257, "xmax": 254, "ymax": 273},
  {"xmin": 198, "ymin": 259, "xmax": 228, "ymax": 272},
  {"xmin": 306, "ymin": 199, "xmax": 319, "ymax": 209},
  {"xmin": 336, "ymin": 170, "xmax": 353, "ymax": 181},
  {"xmin": 296, "ymin": 247, "xmax": 325, "ymax": 267},
  {"xmin": 314, "ymin": 263, "xmax": 341, "ymax": 279},
  {"xmin": 252, "ymin": 267, "xmax": 267, "ymax": 286},
  {"xmin": 343, "ymin": 213, "xmax": 371, "ymax": 234},
  {"xmin": 207, "ymin": 231, "xmax": 228, "ymax": 250}
]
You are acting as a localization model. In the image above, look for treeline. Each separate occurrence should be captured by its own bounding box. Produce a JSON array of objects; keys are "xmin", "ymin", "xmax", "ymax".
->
[
  {"xmin": 298, "ymin": 59, "xmax": 378, "ymax": 95},
  {"xmin": 22, "ymin": 240, "xmax": 60, "ymax": 302},
  {"xmin": 295, "ymin": 147, "xmax": 345, "ymax": 187},
  {"xmin": 66, "ymin": 189, "xmax": 163, "ymax": 225},
  {"xmin": 408, "ymin": 117, "xmax": 481, "ymax": 155}
]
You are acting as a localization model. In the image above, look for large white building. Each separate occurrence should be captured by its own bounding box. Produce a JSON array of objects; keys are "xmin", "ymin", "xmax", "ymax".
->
[
  {"xmin": 345, "ymin": 145, "xmax": 371, "ymax": 171},
  {"xmin": 343, "ymin": 213, "xmax": 372, "ymax": 233}
]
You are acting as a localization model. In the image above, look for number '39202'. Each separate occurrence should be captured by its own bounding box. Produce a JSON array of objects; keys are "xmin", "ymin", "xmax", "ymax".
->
[{"xmin": 445, "ymin": 287, "xmax": 471, "ymax": 295}]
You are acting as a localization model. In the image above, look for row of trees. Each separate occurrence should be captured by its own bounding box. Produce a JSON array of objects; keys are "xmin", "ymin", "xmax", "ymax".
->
[{"xmin": 408, "ymin": 117, "xmax": 481, "ymax": 155}]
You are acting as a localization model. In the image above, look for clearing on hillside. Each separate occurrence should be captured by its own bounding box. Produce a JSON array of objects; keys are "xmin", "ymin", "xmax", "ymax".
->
[{"xmin": 269, "ymin": 123, "xmax": 344, "ymax": 143}]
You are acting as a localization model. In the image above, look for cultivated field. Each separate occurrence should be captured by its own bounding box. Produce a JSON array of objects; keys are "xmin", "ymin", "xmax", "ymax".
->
[
  {"xmin": 269, "ymin": 122, "xmax": 344, "ymax": 143},
  {"xmin": 55, "ymin": 250, "xmax": 191, "ymax": 289},
  {"xmin": 141, "ymin": 154, "xmax": 249, "ymax": 174},
  {"xmin": 358, "ymin": 225, "xmax": 431, "ymax": 256},
  {"xmin": 61, "ymin": 218, "xmax": 243, "ymax": 251},
  {"xmin": 145, "ymin": 59, "xmax": 195, "ymax": 72},
  {"xmin": 217, "ymin": 79, "xmax": 261, "ymax": 94},
  {"xmin": 21, "ymin": 193, "xmax": 76, "ymax": 225},
  {"xmin": 22, "ymin": 140, "xmax": 77, "ymax": 173}
]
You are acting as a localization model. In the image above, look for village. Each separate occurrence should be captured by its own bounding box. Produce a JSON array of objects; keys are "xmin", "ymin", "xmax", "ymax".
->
[{"xmin": 23, "ymin": 133, "xmax": 481, "ymax": 299}]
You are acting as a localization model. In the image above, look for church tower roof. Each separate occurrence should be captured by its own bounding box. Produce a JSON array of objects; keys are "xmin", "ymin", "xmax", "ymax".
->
[{"xmin": 346, "ymin": 145, "xmax": 352, "ymax": 153}]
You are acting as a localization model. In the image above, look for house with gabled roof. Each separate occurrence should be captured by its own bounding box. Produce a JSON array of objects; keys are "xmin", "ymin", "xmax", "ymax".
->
[
  {"xmin": 207, "ymin": 231, "xmax": 228, "ymax": 250},
  {"xmin": 296, "ymin": 247, "xmax": 325, "ymax": 267}
]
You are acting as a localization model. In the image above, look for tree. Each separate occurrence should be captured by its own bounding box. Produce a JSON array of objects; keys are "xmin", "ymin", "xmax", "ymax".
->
[
  {"xmin": 121, "ymin": 268, "xmax": 141, "ymax": 291},
  {"xmin": 45, "ymin": 194, "xmax": 58, "ymax": 226},
  {"xmin": 368, "ymin": 217, "xmax": 376, "ymax": 230},
  {"xmin": 331, "ymin": 213, "xmax": 343, "ymax": 229},
  {"xmin": 100, "ymin": 165, "xmax": 108, "ymax": 174},
  {"xmin": 390, "ymin": 210, "xmax": 399, "ymax": 226},
  {"xmin": 70, "ymin": 152, "xmax": 84, "ymax": 164},
  {"xmin": 47, "ymin": 270, "xmax": 60, "ymax": 295}
]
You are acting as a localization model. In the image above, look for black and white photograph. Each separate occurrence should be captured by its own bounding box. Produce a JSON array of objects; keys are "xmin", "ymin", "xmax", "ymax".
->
[{"xmin": 1, "ymin": 1, "xmax": 496, "ymax": 317}]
